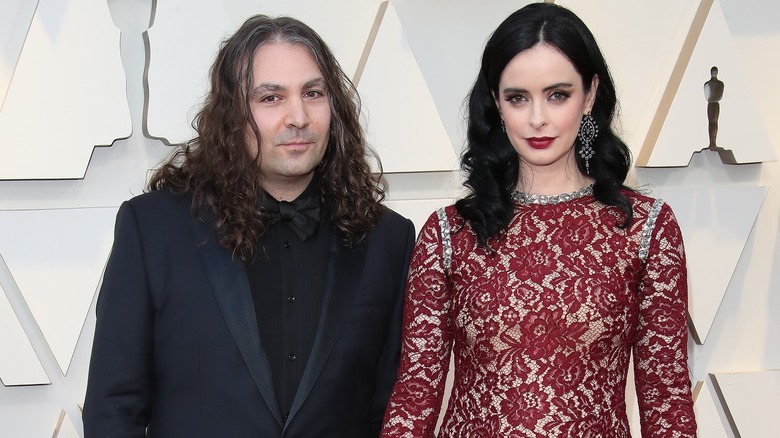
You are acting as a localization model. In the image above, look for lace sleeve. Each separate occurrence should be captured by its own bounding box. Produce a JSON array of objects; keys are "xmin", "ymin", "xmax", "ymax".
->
[
  {"xmin": 633, "ymin": 202, "xmax": 697, "ymax": 437},
  {"xmin": 381, "ymin": 209, "xmax": 455, "ymax": 438}
]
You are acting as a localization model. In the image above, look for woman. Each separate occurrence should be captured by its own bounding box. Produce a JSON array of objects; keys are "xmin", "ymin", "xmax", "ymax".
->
[{"xmin": 381, "ymin": 3, "xmax": 696, "ymax": 437}]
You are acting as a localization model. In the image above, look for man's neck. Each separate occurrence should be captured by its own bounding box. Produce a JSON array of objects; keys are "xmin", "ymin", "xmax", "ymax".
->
[{"xmin": 262, "ymin": 174, "xmax": 315, "ymax": 202}]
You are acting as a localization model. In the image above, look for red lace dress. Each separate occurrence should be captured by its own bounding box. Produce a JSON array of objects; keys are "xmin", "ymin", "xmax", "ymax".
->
[{"xmin": 381, "ymin": 190, "xmax": 696, "ymax": 437}]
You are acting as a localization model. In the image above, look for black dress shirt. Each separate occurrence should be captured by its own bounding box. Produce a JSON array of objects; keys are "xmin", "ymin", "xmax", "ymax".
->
[{"xmin": 247, "ymin": 182, "xmax": 331, "ymax": 419}]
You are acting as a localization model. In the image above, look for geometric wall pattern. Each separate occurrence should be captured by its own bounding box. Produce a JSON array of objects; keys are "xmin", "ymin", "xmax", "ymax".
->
[
  {"xmin": 692, "ymin": 379, "xmax": 730, "ymax": 437},
  {"xmin": 0, "ymin": 0, "xmax": 38, "ymax": 111},
  {"xmin": 660, "ymin": 186, "xmax": 767, "ymax": 343},
  {"xmin": 0, "ymin": 0, "xmax": 130, "ymax": 180},
  {"xmin": 1, "ymin": 0, "xmax": 779, "ymax": 436},
  {"xmin": 54, "ymin": 409, "xmax": 81, "ymax": 438},
  {"xmin": 356, "ymin": 2, "xmax": 458, "ymax": 173},
  {"xmin": 0, "ymin": 277, "xmax": 49, "ymax": 385},
  {"xmin": 0, "ymin": 207, "xmax": 116, "ymax": 376},
  {"xmin": 645, "ymin": 0, "xmax": 776, "ymax": 166},
  {"xmin": 711, "ymin": 370, "xmax": 780, "ymax": 437}
]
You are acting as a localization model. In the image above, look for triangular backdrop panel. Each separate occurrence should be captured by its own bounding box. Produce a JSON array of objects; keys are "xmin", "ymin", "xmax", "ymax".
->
[
  {"xmin": 660, "ymin": 187, "xmax": 766, "ymax": 343},
  {"xmin": 0, "ymin": 280, "xmax": 49, "ymax": 385},
  {"xmin": 0, "ymin": 402, "xmax": 62, "ymax": 438},
  {"xmin": 357, "ymin": 2, "xmax": 457, "ymax": 173},
  {"xmin": 645, "ymin": 0, "xmax": 775, "ymax": 166},
  {"xmin": 52, "ymin": 410, "xmax": 80, "ymax": 438},
  {"xmin": 557, "ymin": 0, "xmax": 701, "ymax": 159},
  {"xmin": 0, "ymin": 207, "xmax": 117, "ymax": 374},
  {"xmin": 0, "ymin": 0, "xmax": 38, "ymax": 110},
  {"xmin": 711, "ymin": 371, "xmax": 780, "ymax": 437},
  {"xmin": 146, "ymin": 0, "xmax": 384, "ymax": 144},
  {"xmin": 0, "ymin": 0, "xmax": 131, "ymax": 180},
  {"xmin": 693, "ymin": 379, "xmax": 729, "ymax": 438},
  {"xmin": 392, "ymin": 0, "xmax": 536, "ymax": 152}
]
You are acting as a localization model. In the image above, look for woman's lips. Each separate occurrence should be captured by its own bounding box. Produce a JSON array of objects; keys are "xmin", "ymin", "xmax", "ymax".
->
[{"xmin": 527, "ymin": 137, "xmax": 554, "ymax": 149}]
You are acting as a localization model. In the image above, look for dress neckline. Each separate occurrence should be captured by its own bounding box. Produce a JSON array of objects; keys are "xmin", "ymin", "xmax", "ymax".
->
[{"xmin": 511, "ymin": 183, "xmax": 594, "ymax": 205}]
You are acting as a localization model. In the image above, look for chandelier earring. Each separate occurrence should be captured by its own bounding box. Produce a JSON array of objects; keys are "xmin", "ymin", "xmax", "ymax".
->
[
  {"xmin": 501, "ymin": 119, "xmax": 506, "ymax": 133},
  {"xmin": 577, "ymin": 112, "xmax": 599, "ymax": 174}
]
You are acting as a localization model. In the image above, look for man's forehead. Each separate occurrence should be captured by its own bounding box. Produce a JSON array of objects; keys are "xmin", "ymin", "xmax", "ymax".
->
[
  {"xmin": 251, "ymin": 42, "xmax": 320, "ymax": 69},
  {"xmin": 249, "ymin": 42, "xmax": 325, "ymax": 87}
]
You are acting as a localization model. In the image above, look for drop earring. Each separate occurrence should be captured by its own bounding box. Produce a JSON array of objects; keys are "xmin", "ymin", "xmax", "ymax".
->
[{"xmin": 577, "ymin": 113, "xmax": 598, "ymax": 174}]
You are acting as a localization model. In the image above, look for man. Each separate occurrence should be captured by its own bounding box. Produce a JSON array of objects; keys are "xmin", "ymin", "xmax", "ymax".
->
[{"xmin": 83, "ymin": 15, "xmax": 415, "ymax": 437}]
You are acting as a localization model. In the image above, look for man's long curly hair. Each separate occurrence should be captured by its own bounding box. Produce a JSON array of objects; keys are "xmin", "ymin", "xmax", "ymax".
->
[{"xmin": 148, "ymin": 15, "xmax": 385, "ymax": 263}]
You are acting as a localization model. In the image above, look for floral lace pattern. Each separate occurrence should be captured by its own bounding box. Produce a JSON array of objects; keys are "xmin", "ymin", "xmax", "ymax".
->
[{"xmin": 381, "ymin": 193, "xmax": 696, "ymax": 437}]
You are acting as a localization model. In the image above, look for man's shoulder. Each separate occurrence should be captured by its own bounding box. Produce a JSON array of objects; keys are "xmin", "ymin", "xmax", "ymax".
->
[
  {"xmin": 374, "ymin": 205, "xmax": 414, "ymax": 232},
  {"xmin": 119, "ymin": 189, "xmax": 196, "ymax": 228},
  {"xmin": 125, "ymin": 189, "xmax": 192, "ymax": 212},
  {"xmin": 358, "ymin": 205, "xmax": 414, "ymax": 249}
]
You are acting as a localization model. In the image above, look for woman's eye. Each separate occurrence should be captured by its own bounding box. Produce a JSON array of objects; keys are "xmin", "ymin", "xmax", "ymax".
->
[
  {"xmin": 549, "ymin": 91, "xmax": 570, "ymax": 102},
  {"xmin": 507, "ymin": 94, "xmax": 527, "ymax": 104}
]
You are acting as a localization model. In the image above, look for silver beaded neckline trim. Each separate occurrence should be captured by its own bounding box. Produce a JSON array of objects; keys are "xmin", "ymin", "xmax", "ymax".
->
[{"xmin": 511, "ymin": 183, "xmax": 594, "ymax": 205}]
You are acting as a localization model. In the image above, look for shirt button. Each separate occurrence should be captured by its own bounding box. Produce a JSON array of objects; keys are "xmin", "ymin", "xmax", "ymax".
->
[
  {"xmin": 288, "ymin": 353, "xmax": 297, "ymax": 361},
  {"xmin": 283, "ymin": 241, "xmax": 291, "ymax": 248},
  {"xmin": 287, "ymin": 296, "xmax": 296, "ymax": 303}
]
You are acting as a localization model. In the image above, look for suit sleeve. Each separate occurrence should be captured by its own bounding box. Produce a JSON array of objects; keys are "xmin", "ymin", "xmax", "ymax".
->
[
  {"xmin": 633, "ymin": 203, "xmax": 697, "ymax": 437},
  {"xmin": 83, "ymin": 201, "xmax": 154, "ymax": 437},
  {"xmin": 381, "ymin": 211, "xmax": 454, "ymax": 438},
  {"xmin": 370, "ymin": 217, "xmax": 416, "ymax": 436}
]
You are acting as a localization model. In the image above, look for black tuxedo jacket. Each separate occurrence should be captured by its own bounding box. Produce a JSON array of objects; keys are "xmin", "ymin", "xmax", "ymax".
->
[{"xmin": 83, "ymin": 190, "xmax": 415, "ymax": 437}]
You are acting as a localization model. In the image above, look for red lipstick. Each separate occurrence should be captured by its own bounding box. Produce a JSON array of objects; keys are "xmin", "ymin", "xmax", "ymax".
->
[{"xmin": 527, "ymin": 137, "xmax": 554, "ymax": 149}]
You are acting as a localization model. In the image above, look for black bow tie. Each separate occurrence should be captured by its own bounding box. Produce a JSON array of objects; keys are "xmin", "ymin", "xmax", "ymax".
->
[{"xmin": 267, "ymin": 195, "xmax": 320, "ymax": 241}]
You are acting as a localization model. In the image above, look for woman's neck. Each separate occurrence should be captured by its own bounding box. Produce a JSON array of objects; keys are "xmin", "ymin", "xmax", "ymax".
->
[{"xmin": 517, "ymin": 160, "xmax": 592, "ymax": 196}]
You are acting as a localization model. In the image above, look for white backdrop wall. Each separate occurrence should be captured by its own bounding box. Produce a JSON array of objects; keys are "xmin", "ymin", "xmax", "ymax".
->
[{"xmin": 0, "ymin": 0, "xmax": 778, "ymax": 436}]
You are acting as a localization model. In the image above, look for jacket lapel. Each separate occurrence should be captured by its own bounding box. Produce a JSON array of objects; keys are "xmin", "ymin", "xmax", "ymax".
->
[
  {"xmin": 284, "ymin": 233, "xmax": 367, "ymax": 429},
  {"xmin": 190, "ymin": 217, "xmax": 285, "ymax": 427}
]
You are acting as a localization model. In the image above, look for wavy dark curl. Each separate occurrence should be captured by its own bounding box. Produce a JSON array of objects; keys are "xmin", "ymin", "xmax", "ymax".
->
[
  {"xmin": 148, "ymin": 15, "xmax": 385, "ymax": 263},
  {"xmin": 456, "ymin": 2, "xmax": 634, "ymax": 247}
]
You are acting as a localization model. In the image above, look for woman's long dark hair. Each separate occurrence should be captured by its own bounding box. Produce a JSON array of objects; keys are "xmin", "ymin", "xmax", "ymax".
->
[
  {"xmin": 149, "ymin": 15, "xmax": 385, "ymax": 263},
  {"xmin": 456, "ymin": 2, "xmax": 633, "ymax": 247}
]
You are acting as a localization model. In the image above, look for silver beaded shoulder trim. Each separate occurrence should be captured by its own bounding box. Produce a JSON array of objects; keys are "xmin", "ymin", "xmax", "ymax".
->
[
  {"xmin": 436, "ymin": 207, "xmax": 452, "ymax": 273},
  {"xmin": 638, "ymin": 199, "xmax": 665, "ymax": 262}
]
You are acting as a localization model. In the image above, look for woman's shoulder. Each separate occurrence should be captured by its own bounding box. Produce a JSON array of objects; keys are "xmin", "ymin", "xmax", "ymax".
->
[
  {"xmin": 426, "ymin": 203, "xmax": 467, "ymax": 231},
  {"xmin": 622, "ymin": 189, "xmax": 670, "ymax": 216},
  {"xmin": 621, "ymin": 189, "xmax": 680, "ymax": 232},
  {"xmin": 622, "ymin": 189, "xmax": 657, "ymax": 207},
  {"xmin": 412, "ymin": 204, "xmax": 479, "ymax": 275}
]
